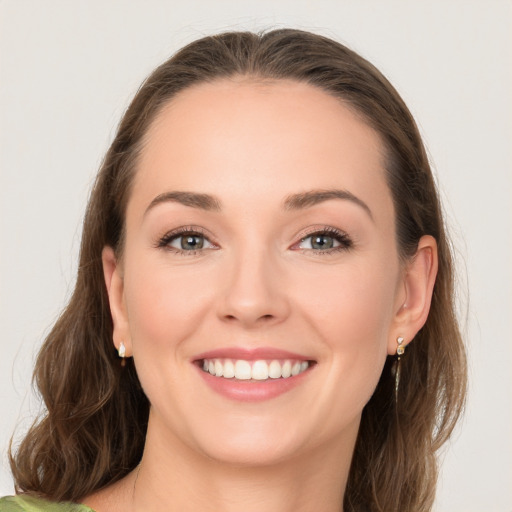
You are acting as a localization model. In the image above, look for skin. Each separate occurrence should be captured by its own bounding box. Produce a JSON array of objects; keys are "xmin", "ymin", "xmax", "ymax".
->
[{"xmin": 86, "ymin": 79, "xmax": 437, "ymax": 512}]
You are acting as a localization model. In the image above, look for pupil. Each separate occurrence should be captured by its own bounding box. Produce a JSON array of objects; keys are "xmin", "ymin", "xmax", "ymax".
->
[
  {"xmin": 312, "ymin": 235, "xmax": 333, "ymax": 250},
  {"xmin": 182, "ymin": 235, "xmax": 203, "ymax": 250}
]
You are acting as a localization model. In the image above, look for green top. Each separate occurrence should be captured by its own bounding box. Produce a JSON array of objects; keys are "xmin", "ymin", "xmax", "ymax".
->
[{"xmin": 0, "ymin": 495, "xmax": 95, "ymax": 512}]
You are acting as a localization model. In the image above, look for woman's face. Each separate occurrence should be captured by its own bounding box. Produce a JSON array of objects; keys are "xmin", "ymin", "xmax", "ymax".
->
[{"xmin": 108, "ymin": 79, "xmax": 408, "ymax": 465}]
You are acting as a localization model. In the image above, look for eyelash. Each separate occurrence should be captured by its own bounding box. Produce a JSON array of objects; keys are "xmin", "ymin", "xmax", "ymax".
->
[
  {"xmin": 294, "ymin": 226, "xmax": 353, "ymax": 255},
  {"xmin": 156, "ymin": 226, "xmax": 353, "ymax": 256},
  {"xmin": 156, "ymin": 226, "xmax": 216, "ymax": 256}
]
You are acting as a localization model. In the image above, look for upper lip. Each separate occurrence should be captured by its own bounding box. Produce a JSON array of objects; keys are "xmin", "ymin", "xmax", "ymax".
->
[{"xmin": 193, "ymin": 347, "xmax": 314, "ymax": 362}]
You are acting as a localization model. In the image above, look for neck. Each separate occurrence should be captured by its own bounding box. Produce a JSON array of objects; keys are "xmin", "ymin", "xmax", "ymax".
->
[{"xmin": 129, "ymin": 413, "xmax": 357, "ymax": 512}]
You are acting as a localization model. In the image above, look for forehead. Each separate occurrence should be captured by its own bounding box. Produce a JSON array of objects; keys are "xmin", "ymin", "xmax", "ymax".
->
[{"xmin": 131, "ymin": 78, "xmax": 393, "ymax": 222}]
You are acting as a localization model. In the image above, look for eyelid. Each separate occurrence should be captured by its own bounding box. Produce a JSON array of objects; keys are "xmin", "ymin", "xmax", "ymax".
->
[
  {"xmin": 298, "ymin": 225, "xmax": 346, "ymax": 237},
  {"xmin": 290, "ymin": 225, "xmax": 353, "ymax": 252},
  {"xmin": 155, "ymin": 225, "xmax": 219, "ymax": 253}
]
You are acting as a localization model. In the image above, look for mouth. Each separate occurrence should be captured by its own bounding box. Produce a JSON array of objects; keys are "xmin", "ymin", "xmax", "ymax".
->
[
  {"xmin": 192, "ymin": 348, "xmax": 316, "ymax": 402},
  {"xmin": 198, "ymin": 358, "xmax": 313, "ymax": 381}
]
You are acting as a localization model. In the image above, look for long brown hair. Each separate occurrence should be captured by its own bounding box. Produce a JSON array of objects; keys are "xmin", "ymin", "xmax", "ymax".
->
[{"xmin": 10, "ymin": 29, "xmax": 466, "ymax": 512}]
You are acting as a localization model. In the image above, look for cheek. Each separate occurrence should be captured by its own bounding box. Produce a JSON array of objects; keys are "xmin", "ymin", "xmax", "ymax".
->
[
  {"xmin": 123, "ymin": 259, "xmax": 217, "ymax": 353},
  {"xmin": 121, "ymin": 259, "xmax": 220, "ymax": 424},
  {"xmin": 300, "ymin": 259, "xmax": 398, "ymax": 341},
  {"xmin": 296, "ymin": 260, "xmax": 398, "ymax": 404}
]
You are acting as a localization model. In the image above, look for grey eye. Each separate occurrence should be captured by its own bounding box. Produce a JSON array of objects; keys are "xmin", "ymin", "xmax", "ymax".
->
[
  {"xmin": 168, "ymin": 233, "xmax": 213, "ymax": 251},
  {"xmin": 299, "ymin": 234, "xmax": 341, "ymax": 250},
  {"xmin": 180, "ymin": 235, "xmax": 204, "ymax": 250},
  {"xmin": 311, "ymin": 235, "xmax": 335, "ymax": 249}
]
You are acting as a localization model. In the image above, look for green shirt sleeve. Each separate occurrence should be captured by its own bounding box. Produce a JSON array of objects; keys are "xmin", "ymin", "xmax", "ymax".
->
[{"xmin": 0, "ymin": 495, "xmax": 95, "ymax": 512}]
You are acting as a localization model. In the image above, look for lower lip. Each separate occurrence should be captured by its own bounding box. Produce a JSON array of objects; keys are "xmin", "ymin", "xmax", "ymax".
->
[{"xmin": 195, "ymin": 364, "xmax": 313, "ymax": 402}]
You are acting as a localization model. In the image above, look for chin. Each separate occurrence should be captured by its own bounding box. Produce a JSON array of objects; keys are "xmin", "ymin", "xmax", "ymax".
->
[
  {"xmin": 181, "ymin": 412, "xmax": 311, "ymax": 467},
  {"xmin": 200, "ymin": 435, "xmax": 301, "ymax": 468}
]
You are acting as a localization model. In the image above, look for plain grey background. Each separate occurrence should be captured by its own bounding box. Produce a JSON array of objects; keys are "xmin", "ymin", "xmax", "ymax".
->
[{"xmin": 1, "ymin": 1, "xmax": 511, "ymax": 510}]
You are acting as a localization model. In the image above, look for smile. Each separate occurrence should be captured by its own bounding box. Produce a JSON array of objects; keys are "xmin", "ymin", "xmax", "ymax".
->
[
  {"xmin": 201, "ymin": 358, "xmax": 310, "ymax": 381},
  {"xmin": 193, "ymin": 348, "xmax": 315, "ymax": 402}
]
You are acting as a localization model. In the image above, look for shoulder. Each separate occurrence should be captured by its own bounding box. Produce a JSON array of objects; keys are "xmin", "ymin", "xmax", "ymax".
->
[{"xmin": 0, "ymin": 495, "xmax": 95, "ymax": 512}]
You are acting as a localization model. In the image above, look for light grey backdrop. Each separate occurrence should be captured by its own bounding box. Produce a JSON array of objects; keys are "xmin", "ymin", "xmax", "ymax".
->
[{"xmin": 1, "ymin": 1, "xmax": 511, "ymax": 511}]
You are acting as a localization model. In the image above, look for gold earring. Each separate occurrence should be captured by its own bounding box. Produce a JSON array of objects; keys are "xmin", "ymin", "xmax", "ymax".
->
[
  {"xmin": 397, "ymin": 336, "xmax": 405, "ymax": 356},
  {"xmin": 118, "ymin": 342, "xmax": 126, "ymax": 366},
  {"xmin": 394, "ymin": 336, "xmax": 405, "ymax": 399}
]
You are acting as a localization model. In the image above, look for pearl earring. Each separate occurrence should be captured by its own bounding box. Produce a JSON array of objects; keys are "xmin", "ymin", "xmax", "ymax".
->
[
  {"xmin": 397, "ymin": 336, "xmax": 405, "ymax": 356},
  {"xmin": 118, "ymin": 342, "xmax": 126, "ymax": 367}
]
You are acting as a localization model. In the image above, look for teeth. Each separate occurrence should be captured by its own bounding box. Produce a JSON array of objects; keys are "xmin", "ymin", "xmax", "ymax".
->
[
  {"xmin": 281, "ymin": 360, "xmax": 292, "ymax": 378},
  {"xmin": 268, "ymin": 360, "xmax": 282, "ymax": 379},
  {"xmin": 234, "ymin": 360, "xmax": 251, "ymax": 380},
  {"xmin": 251, "ymin": 360, "xmax": 269, "ymax": 380},
  {"xmin": 201, "ymin": 358, "xmax": 310, "ymax": 380},
  {"xmin": 223, "ymin": 359, "xmax": 235, "ymax": 378},
  {"xmin": 214, "ymin": 360, "xmax": 223, "ymax": 377}
]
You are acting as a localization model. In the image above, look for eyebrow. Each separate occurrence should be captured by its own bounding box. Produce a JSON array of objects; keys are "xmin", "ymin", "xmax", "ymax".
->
[
  {"xmin": 144, "ymin": 191, "xmax": 222, "ymax": 216},
  {"xmin": 144, "ymin": 188, "xmax": 373, "ymax": 220},
  {"xmin": 284, "ymin": 189, "xmax": 373, "ymax": 220}
]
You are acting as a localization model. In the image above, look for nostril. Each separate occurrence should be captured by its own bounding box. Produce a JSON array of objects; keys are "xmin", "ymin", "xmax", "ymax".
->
[{"xmin": 222, "ymin": 313, "xmax": 276, "ymax": 325}]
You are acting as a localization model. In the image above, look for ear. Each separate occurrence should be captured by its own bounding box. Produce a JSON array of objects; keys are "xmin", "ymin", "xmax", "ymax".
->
[
  {"xmin": 388, "ymin": 235, "xmax": 438, "ymax": 355},
  {"xmin": 102, "ymin": 246, "xmax": 132, "ymax": 357}
]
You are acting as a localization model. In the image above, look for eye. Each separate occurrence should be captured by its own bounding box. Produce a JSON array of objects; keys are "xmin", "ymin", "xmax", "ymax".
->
[
  {"xmin": 295, "ymin": 228, "xmax": 352, "ymax": 252},
  {"xmin": 300, "ymin": 233, "xmax": 339, "ymax": 250},
  {"xmin": 169, "ymin": 233, "xmax": 209, "ymax": 250},
  {"xmin": 157, "ymin": 228, "xmax": 216, "ymax": 254}
]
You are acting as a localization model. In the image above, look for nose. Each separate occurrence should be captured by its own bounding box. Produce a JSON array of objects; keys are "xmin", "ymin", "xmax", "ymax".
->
[{"xmin": 217, "ymin": 247, "xmax": 291, "ymax": 328}]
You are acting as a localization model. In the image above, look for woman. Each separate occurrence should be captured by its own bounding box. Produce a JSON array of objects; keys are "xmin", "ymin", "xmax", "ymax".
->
[{"xmin": 2, "ymin": 29, "xmax": 466, "ymax": 512}]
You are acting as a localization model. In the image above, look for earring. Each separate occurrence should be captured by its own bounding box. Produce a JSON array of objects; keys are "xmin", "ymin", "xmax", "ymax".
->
[
  {"xmin": 397, "ymin": 336, "xmax": 405, "ymax": 356},
  {"xmin": 118, "ymin": 342, "xmax": 126, "ymax": 367},
  {"xmin": 394, "ymin": 336, "xmax": 405, "ymax": 399}
]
